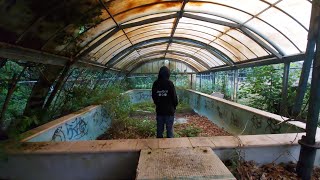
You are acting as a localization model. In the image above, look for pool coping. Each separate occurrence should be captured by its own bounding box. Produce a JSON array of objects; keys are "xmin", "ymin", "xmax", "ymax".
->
[
  {"xmin": 6, "ymin": 133, "xmax": 312, "ymax": 155},
  {"xmin": 15, "ymin": 89, "xmax": 320, "ymax": 155}
]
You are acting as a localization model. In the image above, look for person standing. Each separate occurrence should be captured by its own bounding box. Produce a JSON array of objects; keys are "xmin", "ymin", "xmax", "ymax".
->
[{"xmin": 152, "ymin": 66, "xmax": 178, "ymax": 138}]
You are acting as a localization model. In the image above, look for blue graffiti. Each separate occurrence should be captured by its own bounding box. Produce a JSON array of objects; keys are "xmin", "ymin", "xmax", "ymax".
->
[
  {"xmin": 65, "ymin": 117, "xmax": 89, "ymax": 140},
  {"xmin": 51, "ymin": 126, "xmax": 66, "ymax": 142}
]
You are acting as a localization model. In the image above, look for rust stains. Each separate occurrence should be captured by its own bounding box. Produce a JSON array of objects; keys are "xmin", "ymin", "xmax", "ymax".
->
[
  {"xmin": 187, "ymin": 1, "xmax": 204, "ymax": 7},
  {"xmin": 113, "ymin": 2, "xmax": 181, "ymax": 23}
]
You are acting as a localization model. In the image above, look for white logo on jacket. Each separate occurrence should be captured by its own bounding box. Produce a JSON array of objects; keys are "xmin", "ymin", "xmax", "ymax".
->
[{"xmin": 157, "ymin": 90, "xmax": 168, "ymax": 97}]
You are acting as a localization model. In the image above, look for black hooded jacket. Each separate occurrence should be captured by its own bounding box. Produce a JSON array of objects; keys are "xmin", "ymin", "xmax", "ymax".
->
[{"xmin": 152, "ymin": 66, "xmax": 178, "ymax": 116}]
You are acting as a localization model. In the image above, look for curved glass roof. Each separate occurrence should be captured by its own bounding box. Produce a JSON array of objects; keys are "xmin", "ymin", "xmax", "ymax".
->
[{"xmin": 0, "ymin": 0, "xmax": 312, "ymax": 72}]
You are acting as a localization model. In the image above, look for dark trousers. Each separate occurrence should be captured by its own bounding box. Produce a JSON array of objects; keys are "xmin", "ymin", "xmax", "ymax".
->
[{"xmin": 156, "ymin": 115, "xmax": 174, "ymax": 138}]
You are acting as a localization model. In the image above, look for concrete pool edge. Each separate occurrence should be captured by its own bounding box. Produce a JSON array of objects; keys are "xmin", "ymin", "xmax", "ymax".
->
[
  {"xmin": 187, "ymin": 89, "xmax": 306, "ymax": 130},
  {"xmin": 6, "ymin": 133, "xmax": 314, "ymax": 154}
]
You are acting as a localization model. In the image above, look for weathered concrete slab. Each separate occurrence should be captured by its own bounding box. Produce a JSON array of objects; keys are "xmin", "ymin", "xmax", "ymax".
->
[{"xmin": 136, "ymin": 147, "xmax": 236, "ymax": 180}]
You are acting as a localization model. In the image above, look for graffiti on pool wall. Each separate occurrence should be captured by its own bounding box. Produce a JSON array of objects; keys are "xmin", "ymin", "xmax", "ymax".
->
[
  {"xmin": 265, "ymin": 118, "xmax": 282, "ymax": 134},
  {"xmin": 204, "ymin": 99, "xmax": 215, "ymax": 111},
  {"xmin": 216, "ymin": 106, "xmax": 223, "ymax": 119},
  {"xmin": 51, "ymin": 126, "xmax": 66, "ymax": 142},
  {"xmin": 65, "ymin": 117, "xmax": 89, "ymax": 140},
  {"xmin": 250, "ymin": 115, "xmax": 262, "ymax": 129},
  {"xmin": 93, "ymin": 110, "xmax": 109, "ymax": 131},
  {"xmin": 136, "ymin": 92, "xmax": 151, "ymax": 101},
  {"xmin": 231, "ymin": 112, "xmax": 241, "ymax": 127}
]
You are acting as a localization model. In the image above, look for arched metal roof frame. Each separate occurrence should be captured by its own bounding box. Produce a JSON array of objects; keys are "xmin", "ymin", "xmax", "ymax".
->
[
  {"xmin": 73, "ymin": 0, "xmax": 307, "ymax": 60},
  {"xmin": 166, "ymin": 42, "xmax": 221, "ymax": 66},
  {"xmin": 74, "ymin": 8, "xmax": 293, "ymax": 67},
  {"xmin": 176, "ymin": 21, "xmax": 262, "ymax": 57},
  {"xmin": 127, "ymin": 57, "xmax": 200, "ymax": 74},
  {"xmin": 30, "ymin": 0, "xmax": 306, "ymax": 54},
  {"xmin": 0, "ymin": 0, "xmax": 311, "ymax": 72},
  {"xmin": 117, "ymin": 51, "xmax": 208, "ymax": 71},
  {"xmin": 114, "ymin": 40, "xmax": 223, "ymax": 67},
  {"xmin": 93, "ymin": 31, "xmax": 238, "ymax": 63},
  {"xmin": 115, "ymin": 50, "xmax": 211, "ymax": 70},
  {"xmin": 103, "ymin": 37, "xmax": 234, "ymax": 69},
  {"xmin": 184, "ymin": 1, "xmax": 305, "ymax": 52}
]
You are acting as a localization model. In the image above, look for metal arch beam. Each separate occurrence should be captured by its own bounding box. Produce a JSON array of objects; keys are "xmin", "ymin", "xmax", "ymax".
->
[
  {"xmin": 76, "ymin": 13, "xmax": 178, "ymax": 58},
  {"xmin": 0, "ymin": 42, "xmax": 69, "ymax": 66},
  {"xmin": 111, "ymin": 41, "xmax": 169, "ymax": 64},
  {"xmin": 200, "ymin": 53, "xmax": 305, "ymax": 73},
  {"xmin": 105, "ymin": 37, "xmax": 233, "ymax": 68},
  {"xmin": 122, "ymin": 53, "xmax": 204, "ymax": 72},
  {"xmin": 240, "ymin": 27, "xmax": 283, "ymax": 59},
  {"xmin": 183, "ymin": 13, "xmax": 284, "ymax": 58},
  {"xmin": 164, "ymin": 0, "xmax": 189, "ymax": 57},
  {"xmin": 76, "ymin": 10, "xmax": 283, "ymax": 64},
  {"xmin": 0, "ymin": 42, "xmax": 110, "ymax": 71},
  {"xmin": 119, "ymin": 50, "xmax": 210, "ymax": 70},
  {"xmin": 127, "ymin": 58, "xmax": 200, "ymax": 75}
]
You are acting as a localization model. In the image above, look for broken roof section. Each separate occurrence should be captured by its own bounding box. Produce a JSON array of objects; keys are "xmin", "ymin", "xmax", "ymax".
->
[{"xmin": 0, "ymin": 0, "xmax": 311, "ymax": 72}]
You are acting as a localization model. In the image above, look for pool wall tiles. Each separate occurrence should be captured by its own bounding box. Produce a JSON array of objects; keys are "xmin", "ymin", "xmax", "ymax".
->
[
  {"xmin": 187, "ymin": 91, "xmax": 303, "ymax": 135},
  {"xmin": 27, "ymin": 106, "xmax": 111, "ymax": 142}
]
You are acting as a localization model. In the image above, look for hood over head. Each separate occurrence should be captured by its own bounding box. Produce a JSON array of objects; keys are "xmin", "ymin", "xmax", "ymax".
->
[{"xmin": 158, "ymin": 66, "xmax": 170, "ymax": 80}]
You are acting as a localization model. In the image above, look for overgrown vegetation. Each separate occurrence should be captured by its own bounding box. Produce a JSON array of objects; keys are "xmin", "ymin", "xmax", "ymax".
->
[
  {"xmin": 98, "ymin": 100, "xmax": 203, "ymax": 139},
  {"xmin": 238, "ymin": 64, "xmax": 310, "ymax": 118}
]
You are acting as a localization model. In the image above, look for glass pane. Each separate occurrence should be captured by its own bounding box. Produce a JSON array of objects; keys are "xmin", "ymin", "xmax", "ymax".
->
[
  {"xmin": 78, "ymin": 18, "xmax": 116, "ymax": 49},
  {"xmin": 128, "ymin": 29, "xmax": 172, "ymax": 40},
  {"xmin": 226, "ymin": 29, "xmax": 268, "ymax": 57},
  {"xmin": 175, "ymin": 28, "xmax": 215, "ymax": 41},
  {"xmin": 195, "ymin": 0, "xmax": 269, "ymax": 15},
  {"xmin": 209, "ymin": 42, "xmax": 240, "ymax": 62},
  {"xmin": 110, "ymin": 1, "xmax": 182, "ymax": 24},
  {"xmin": 174, "ymin": 33, "xmax": 211, "ymax": 44},
  {"xmin": 97, "ymin": 40, "xmax": 131, "ymax": 64},
  {"xmin": 277, "ymin": 0, "xmax": 311, "ymax": 30},
  {"xmin": 214, "ymin": 38, "xmax": 248, "ymax": 61},
  {"xmin": 124, "ymin": 19, "xmax": 174, "ymax": 33},
  {"xmin": 90, "ymin": 30, "xmax": 124, "ymax": 56},
  {"xmin": 258, "ymin": 7, "xmax": 307, "ymax": 52},
  {"xmin": 132, "ymin": 34, "xmax": 170, "ymax": 44},
  {"xmin": 185, "ymin": 2, "xmax": 252, "ymax": 24},
  {"xmin": 130, "ymin": 29, "xmax": 171, "ymax": 43},
  {"xmin": 180, "ymin": 16, "xmax": 231, "ymax": 32},
  {"xmin": 178, "ymin": 22, "xmax": 223, "ymax": 37},
  {"xmin": 246, "ymin": 17, "xmax": 300, "ymax": 55},
  {"xmin": 80, "ymin": 28, "xmax": 114, "ymax": 56},
  {"xmin": 198, "ymin": 49, "xmax": 225, "ymax": 66}
]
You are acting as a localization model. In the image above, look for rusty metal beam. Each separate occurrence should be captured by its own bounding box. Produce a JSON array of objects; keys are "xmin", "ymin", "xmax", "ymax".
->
[
  {"xmin": 164, "ymin": 0, "xmax": 189, "ymax": 58},
  {"xmin": 201, "ymin": 53, "xmax": 304, "ymax": 73},
  {"xmin": 0, "ymin": 42, "xmax": 69, "ymax": 66},
  {"xmin": 297, "ymin": 1, "xmax": 320, "ymax": 179},
  {"xmin": 127, "ymin": 57, "xmax": 199, "ymax": 75}
]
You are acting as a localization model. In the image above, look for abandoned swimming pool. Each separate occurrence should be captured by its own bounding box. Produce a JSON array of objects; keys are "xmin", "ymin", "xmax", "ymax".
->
[{"xmin": 1, "ymin": 89, "xmax": 319, "ymax": 179}]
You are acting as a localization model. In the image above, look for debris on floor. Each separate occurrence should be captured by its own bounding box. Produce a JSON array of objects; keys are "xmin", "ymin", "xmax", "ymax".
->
[
  {"xmin": 97, "ymin": 112, "xmax": 231, "ymax": 140},
  {"xmin": 224, "ymin": 160, "xmax": 320, "ymax": 180}
]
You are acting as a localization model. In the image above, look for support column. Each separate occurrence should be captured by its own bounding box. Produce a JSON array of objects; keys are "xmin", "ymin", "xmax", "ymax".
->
[
  {"xmin": 199, "ymin": 74, "xmax": 202, "ymax": 90},
  {"xmin": 292, "ymin": 1, "xmax": 319, "ymax": 117},
  {"xmin": 297, "ymin": 36, "xmax": 320, "ymax": 180},
  {"xmin": 233, "ymin": 69, "xmax": 239, "ymax": 102},
  {"xmin": 211, "ymin": 72, "xmax": 215, "ymax": 90},
  {"xmin": 24, "ymin": 65, "xmax": 63, "ymax": 117},
  {"xmin": 297, "ymin": 2, "xmax": 320, "ymax": 178},
  {"xmin": 280, "ymin": 62, "xmax": 290, "ymax": 116},
  {"xmin": 43, "ymin": 62, "xmax": 73, "ymax": 111},
  {"xmin": 190, "ymin": 74, "xmax": 193, "ymax": 89}
]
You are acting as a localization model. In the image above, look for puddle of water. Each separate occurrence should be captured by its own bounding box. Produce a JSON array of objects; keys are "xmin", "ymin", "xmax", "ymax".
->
[{"xmin": 174, "ymin": 117, "xmax": 188, "ymax": 124}]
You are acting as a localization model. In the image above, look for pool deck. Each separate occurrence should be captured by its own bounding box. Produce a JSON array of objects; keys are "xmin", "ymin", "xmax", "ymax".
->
[{"xmin": 8, "ymin": 133, "xmax": 312, "ymax": 154}]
